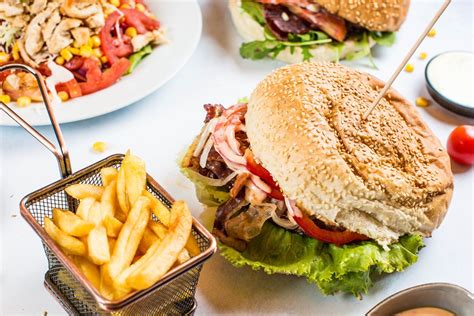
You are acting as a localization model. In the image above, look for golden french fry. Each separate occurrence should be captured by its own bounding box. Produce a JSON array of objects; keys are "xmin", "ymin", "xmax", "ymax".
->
[
  {"xmin": 176, "ymin": 249, "xmax": 191, "ymax": 265},
  {"xmin": 101, "ymin": 167, "xmax": 118, "ymax": 187},
  {"xmin": 117, "ymin": 151, "xmax": 146, "ymax": 214},
  {"xmin": 143, "ymin": 191, "xmax": 170, "ymax": 227},
  {"xmin": 103, "ymin": 197, "xmax": 150, "ymax": 286},
  {"xmin": 138, "ymin": 227, "xmax": 159, "ymax": 254},
  {"xmin": 53, "ymin": 208, "xmax": 94, "ymax": 237},
  {"xmin": 148, "ymin": 220, "xmax": 167, "ymax": 239},
  {"xmin": 101, "ymin": 180, "xmax": 118, "ymax": 218},
  {"xmin": 65, "ymin": 184, "xmax": 104, "ymax": 200},
  {"xmin": 87, "ymin": 226, "xmax": 110, "ymax": 265},
  {"xmin": 122, "ymin": 201, "xmax": 192, "ymax": 290},
  {"xmin": 115, "ymin": 210, "xmax": 128, "ymax": 223},
  {"xmin": 185, "ymin": 234, "xmax": 201, "ymax": 257},
  {"xmin": 72, "ymin": 256, "xmax": 101, "ymax": 289},
  {"xmin": 76, "ymin": 197, "xmax": 95, "ymax": 220},
  {"xmin": 44, "ymin": 217, "xmax": 86, "ymax": 256},
  {"xmin": 108, "ymin": 237, "xmax": 116, "ymax": 253},
  {"xmin": 99, "ymin": 265, "xmax": 115, "ymax": 300},
  {"xmin": 103, "ymin": 215, "xmax": 123, "ymax": 238},
  {"xmin": 87, "ymin": 201, "xmax": 103, "ymax": 226}
]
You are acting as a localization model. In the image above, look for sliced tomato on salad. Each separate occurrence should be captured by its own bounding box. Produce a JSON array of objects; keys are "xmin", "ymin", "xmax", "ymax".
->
[
  {"xmin": 100, "ymin": 12, "xmax": 134, "ymax": 65},
  {"xmin": 78, "ymin": 57, "xmax": 130, "ymax": 95},
  {"xmin": 56, "ymin": 79, "xmax": 82, "ymax": 99},
  {"xmin": 245, "ymin": 150, "xmax": 284, "ymax": 200},
  {"xmin": 121, "ymin": 8, "xmax": 160, "ymax": 34},
  {"xmin": 292, "ymin": 212, "xmax": 368, "ymax": 246}
]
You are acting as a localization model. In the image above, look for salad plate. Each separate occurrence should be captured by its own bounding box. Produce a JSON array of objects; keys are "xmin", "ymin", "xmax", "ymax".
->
[{"xmin": 0, "ymin": 0, "xmax": 202, "ymax": 126}]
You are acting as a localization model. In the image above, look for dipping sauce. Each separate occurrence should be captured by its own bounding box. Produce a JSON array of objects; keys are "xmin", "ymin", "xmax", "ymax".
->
[
  {"xmin": 396, "ymin": 307, "xmax": 455, "ymax": 316},
  {"xmin": 426, "ymin": 51, "xmax": 473, "ymax": 108}
]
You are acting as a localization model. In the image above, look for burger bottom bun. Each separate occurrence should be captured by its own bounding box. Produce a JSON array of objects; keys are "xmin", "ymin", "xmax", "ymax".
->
[{"xmin": 229, "ymin": 0, "xmax": 376, "ymax": 63}]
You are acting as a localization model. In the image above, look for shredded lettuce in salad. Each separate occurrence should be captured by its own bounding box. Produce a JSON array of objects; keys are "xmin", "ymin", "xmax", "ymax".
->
[
  {"xmin": 238, "ymin": 0, "xmax": 396, "ymax": 64},
  {"xmin": 0, "ymin": 21, "xmax": 19, "ymax": 53}
]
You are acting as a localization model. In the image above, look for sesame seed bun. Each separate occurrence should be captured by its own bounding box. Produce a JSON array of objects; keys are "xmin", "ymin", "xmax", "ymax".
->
[
  {"xmin": 315, "ymin": 0, "xmax": 410, "ymax": 32},
  {"xmin": 246, "ymin": 62, "xmax": 453, "ymax": 247},
  {"xmin": 229, "ymin": 0, "xmax": 376, "ymax": 63}
]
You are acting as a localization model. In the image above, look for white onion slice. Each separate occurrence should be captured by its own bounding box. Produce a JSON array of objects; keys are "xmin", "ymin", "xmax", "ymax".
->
[
  {"xmin": 285, "ymin": 197, "xmax": 303, "ymax": 218},
  {"xmin": 245, "ymin": 180, "xmax": 267, "ymax": 205},
  {"xmin": 199, "ymin": 137, "xmax": 214, "ymax": 168},
  {"xmin": 193, "ymin": 120, "xmax": 213, "ymax": 157},
  {"xmin": 250, "ymin": 174, "xmax": 271, "ymax": 194},
  {"xmin": 271, "ymin": 210, "xmax": 299, "ymax": 230}
]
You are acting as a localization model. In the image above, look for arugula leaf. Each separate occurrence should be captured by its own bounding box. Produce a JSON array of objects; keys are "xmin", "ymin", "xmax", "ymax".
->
[
  {"xmin": 301, "ymin": 46, "xmax": 313, "ymax": 61},
  {"xmin": 370, "ymin": 31, "xmax": 396, "ymax": 47},
  {"xmin": 241, "ymin": 0, "xmax": 266, "ymax": 26},
  {"xmin": 240, "ymin": 41, "xmax": 285, "ymax": 60},
  {"xmin": 220, "ymin": 223, "xmax": 424, "ymax": 297},
  {"xmin": 126, "ymin": 45, "xmax": 153, "ymax": 74}
]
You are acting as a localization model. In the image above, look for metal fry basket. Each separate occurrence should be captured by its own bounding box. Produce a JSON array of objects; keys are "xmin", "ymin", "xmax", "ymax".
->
[{"xmin": 0, "ymin": 64, "xmax": 216, "ymax": 315}]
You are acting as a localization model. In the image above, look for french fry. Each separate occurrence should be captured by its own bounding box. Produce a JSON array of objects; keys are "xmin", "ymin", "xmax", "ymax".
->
[
  {"xmin": 103, "ymin": 197, "xmax": 150, "ymax": 286},
  {"xmin": 176, "ymin": 249, "xmax": 191, "ymax": 265},
  {"xmin": 148, "ymin": 220, "xmax": 167, "ymax": 239},
  {"xmin": 103, "ymin": 215, "xmax": 123, "ymax": 238},
  {"xmin": 117, "ymin": 151, "xmax": 146, "ymax": 214},
  {"xmin": 72, "ymin": 256, "xmax": 101, "ymax": 289},
  {"xmin": 138, "ymin": 227, "xmax": 159, "ymax": 254},
  {"xmin": 76, "ymin": 197, "xmax": 95, "ymax": 220},
  {"xmin": 121, "ymin": 201, "xmax": 192, "ymax": 291},
  {"xmin": 108, "ymin": 238, "xmax": 116, "ymax": 252},
  {"xmin": 53, "ymin": 208, "xmax": 94, "ymax": 237},
  {"xmin": 65, "ymin": 184, "xmax": 104, "ymax": 200},
  {"xmin": 143, "ymin": 191, "xmax": 170, "ymax": 227},
  {"xmin": 87, "ymin": 201, "xmax": 103, "ymax": 226},
  {"xmin": 101, "ymin": 167, "xmax": 118, "ymax": 186},
  {"xmin": 87, "ymin": 226, "xmax": 110, "ymax": 265},
  {"xmin": 99, "ymin": 266, "xmax": 115, "ymax": 300},
  {"xmin": 101, "ymin": 180, "xmax": 118, "ymax": 218},
  {"xmin": 44, "ymin": 217, "xmax": 86, "ymax": 256},
  {"xmin": 185, "ymin": 234, "xmax": 201, "ymax": 257}
]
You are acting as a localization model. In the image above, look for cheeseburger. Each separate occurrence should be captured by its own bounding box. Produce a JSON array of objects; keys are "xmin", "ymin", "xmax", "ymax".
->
[
  {"xmin": 230, "ymin": 0, "xmax": 410, "ymax": 63},
  {"xmin": 182, "ymin": 63, "xmax": 453, "ymax": 296}
]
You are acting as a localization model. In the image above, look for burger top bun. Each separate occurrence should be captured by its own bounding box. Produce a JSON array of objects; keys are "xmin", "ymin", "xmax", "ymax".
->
[
  {"xmin": 315, "ymin": 0, "xmax": 410, "ymax": 32},
  {"xmin": 246, "ymin": 62, "xmax": 452, "ymax": 247}
]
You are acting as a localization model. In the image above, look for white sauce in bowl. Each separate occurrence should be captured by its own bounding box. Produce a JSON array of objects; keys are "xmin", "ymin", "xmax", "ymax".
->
[{"xmin": 426, "ymin": 51, "xmax": 473, "ymax": 108}]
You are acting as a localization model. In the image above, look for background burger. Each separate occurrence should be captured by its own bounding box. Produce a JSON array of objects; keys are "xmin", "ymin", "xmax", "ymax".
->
[
  {"xmin": 181, "ymin": 62, "xmax": 453, "ymax": 296},
  {"xmin": 229, "ymin": 0, "xmax": 410, "ymax": 64}
]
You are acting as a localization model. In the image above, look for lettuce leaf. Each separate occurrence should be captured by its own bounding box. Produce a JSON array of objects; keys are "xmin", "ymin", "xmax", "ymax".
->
[
  {"xmin": 181, "ymin": 167, "xmax": 230, "ymax": 206},
  {"xmin": 241, "ymin": 0, "xmax": 266, "ymax": 26},
  {"xmin": 220, "ymin": 223, "xmax": 424, "ymax": 297},
  {"xmin": 370, "ymin": 31, "xmax": 396, "ymax": 47}
]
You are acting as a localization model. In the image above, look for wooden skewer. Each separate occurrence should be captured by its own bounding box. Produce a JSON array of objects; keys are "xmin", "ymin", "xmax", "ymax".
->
[{"xmin": 362, "ymin": 0, "xmax": 452, "ymax": 120}]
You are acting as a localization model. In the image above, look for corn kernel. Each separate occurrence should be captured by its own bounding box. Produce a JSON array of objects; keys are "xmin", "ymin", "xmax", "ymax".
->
[
  {"xmin": 79, "ymin": 45, "xmax": 93, "ymax": 58},
  {"xmin": 0, "ymin": 52, "xmax": 11, "ymax": 63},
  {"xmin": 58, "ymin": 91, "xmax": 69, "ymax": 102},
  {"xmin": 110, "ymin": 0, "xmax": 120, "ymax": 7},
  {"xmin": 69, "ymin": 47, "xmax": 80, "ymax": 55},
  {"xmin": 90, "ymin": 36, "xmax": 101, "ymax": 48},
  {"xmin": 100, "ymin": 56, "xmax": 108, "ymax": 64},
  {"xmin": 12, "ymin": 43, "xmax": 20, "ymax": 61},
  {"xmin": 17, "ymin": 96, "xmax": 32, "ymax": 107},
  {"xmin": 55, "ymin": 56, "xmax": 65, "ymax": 65},
  {"xmin": 416, "ymin": 97, "xmax": 430, "ymax": 107},
  {"xmin": 73, "ymin": 40, "xmax": 81, "ymax": 48},
  {"xmin": 427, "ymin": 29, "xmax": 437, "ymax": 37},
  {"xmin": 60, "ymin": 48, "xmax": 73, "ymax": 61},
  {"xmin": 120, "ymin": 3, "xmax": 131, "ymax": 9},
  {"xmin": 0, "ymin": 94, "xmax": 11, "ymax": 104},
  {"xmin": 419, "ymin": 52, "xmax": 427, "ymax": 60},
  {"xmin": 405, "ymin": 63, "xmax": 414, "ymax": 73},
  {"xmin": 125, "ymin": 27, "xmax": 137, "ymax": 38},
  {"xmin": 92, "ymin": 141, "xmax": 107, "ymax": 153},
  {"xmin": 136, "ymin": 3, "xmax": 146, "ymax": 12},
  {"xmin": 93, "ymin": 48, "xmax": 103, "ymax": 58}
]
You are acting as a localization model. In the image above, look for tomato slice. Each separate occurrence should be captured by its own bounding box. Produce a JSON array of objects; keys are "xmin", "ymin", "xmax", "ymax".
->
[
  {"xmin": 78, "ymin": 58, "xmax": 130, "ymax": 95},
  {"xmin": 56, "ymin": 79, "xmax": 82, "ymax": 99},
  {"xmin": 100, "ymin": 12, "xmax": 133, "ymax": 64},
  {"xmin": 121, "ymin": 8, "xmax": 160, "ymax": 34},
  {"xmin": 245, "ymin": 150, "xmax": 284, "ymax": 200},
  {"xmin": 293, "ymin": 212, "xmax": 368, "ymax": 246}
]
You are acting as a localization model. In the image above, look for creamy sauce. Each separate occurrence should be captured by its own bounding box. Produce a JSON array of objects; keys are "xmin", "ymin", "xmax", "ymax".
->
[
  {"xmin": 396, "ymin": 307, "xmax": 455, "ymax": 316},
  {"xmin": 426, "ymin": 51, "xmax": 474, "ymax": 108},
  {"xmin": 45, "ymin": 59, "xmax": 74, "ymax": 106}
]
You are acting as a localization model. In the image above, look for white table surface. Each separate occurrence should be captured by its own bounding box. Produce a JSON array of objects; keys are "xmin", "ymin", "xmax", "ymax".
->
[{"xmin": 1, "ymin": 0, "xmax": 473, "ymax": 315}]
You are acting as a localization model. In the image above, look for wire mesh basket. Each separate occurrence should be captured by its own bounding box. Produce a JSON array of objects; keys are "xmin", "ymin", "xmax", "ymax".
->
[{"xmin": 1, "ymin": 64, "xmax": 216, "ymax": 315}]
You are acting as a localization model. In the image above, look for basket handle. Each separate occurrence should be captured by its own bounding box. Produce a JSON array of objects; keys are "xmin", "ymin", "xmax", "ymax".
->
[{"xmin": 0, "ymin": 63, "xmax": 72, "ymax": 178}]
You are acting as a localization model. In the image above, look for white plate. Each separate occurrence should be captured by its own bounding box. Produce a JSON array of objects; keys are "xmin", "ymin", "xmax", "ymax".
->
[{"xmin": 0, "ymin": 0, "xmax": 202, "ymax": 126}]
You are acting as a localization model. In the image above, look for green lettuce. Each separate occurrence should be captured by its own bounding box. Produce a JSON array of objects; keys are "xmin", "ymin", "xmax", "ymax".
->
[
  {"xmin": 180, "ymin": 167, "xmax": 230, "ymax": 206},
  {"xmin": 241, "ymin": 0, "xmax": 265, "ymax": 26},
  {"xmin": 370, "ymin": 31, "xmax": 396, "ymax": 47},
  {"xmin": 220, "ymin": 223, "xmax": 424, "ymax": 297},
  {"xmin": 126, "ymin": 45, "xmax": 153, "ymax": 74}
]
